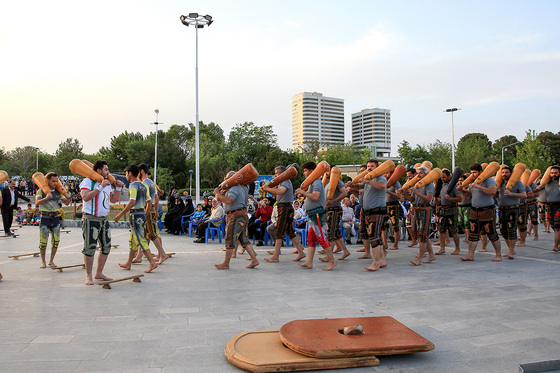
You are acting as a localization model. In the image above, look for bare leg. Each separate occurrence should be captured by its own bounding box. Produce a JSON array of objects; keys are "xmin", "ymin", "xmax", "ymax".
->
[
  {"xmin": 365, "ymin": 243, "xmax": 386, "ymax": 271},
  {"xmin": 490, "ymin": 239, "xmax": 502, "ymax": 261},
  {"xmin": 152, "ymin": 237, "xmax": 168, "ymax": 264},
  {"xmin": 503, "ymin": 239, "xmax": 516, "ymax": 259},
  {"xmin": 436, "ymin": 232, "xmax": 447, "ymax": 254},
  {"xmin": 132, "ymin": 248, "xmax": 143, "ymax": 263},
  {"xmin": 94, "ymin": 253, "xmax": 112, "ymax": 281},
  {"xmin": 357, "ymin": 239, "xmax": 372, "ymax": 259},
  {"xmin": 389, "ymin": 231, "xmax": 399, "ymax": 250},
  {"xmin": 40, "ymin": 249, "xmax": 47, "ymax": 268},
  {"xmin": 407, "ymin": 227, "xmax": 417, "ymax": 247},
  {"xmin": 299, "ymin": 246, "xmax": 315, "ymax": 268},
  {"xmin": 411, "ymin": 242, "xmax": 426, "ymax": 266},
  {"xmin": 290, "ymin": 236, "xmax": 306, "ymax": 261},
  {"xmin": 423, "ymin": 240, "xmax": 436, "ymax": 263},
  {"xmin": 119, "ymin": 250, "xmax": 136, "ymax": 270},
  {"xmin": 321, "ymin": 245, "xmax": 337, "ymax": 271},
  {"xmin": 450, "ymin": 233, "xmax": 461, "ymax": 255},
  {"xmin": 265, "ymin": 239, "xmax": 282, "ymax": 263},
  {"xmin": 518, "ymin": 230, "xmax": 527, "ymax": 247},
  {"xmin": 215, "ymin": 248, "xmax": 234, "ymax": 269},
  {"xmin": 48, "ymin": 246, "xmax": 58, "ymax": 268},
  {"xmin": 336, "ymin": 238, "xmax": 350, "ymax": 260},
  {"xmin": 244, "ymin": 244, "xmax": 259, "ymax": 268},
  {"xmin": 461, "ymin": 240, "xmax": 477, "ymax": 261},
  {"xmin": 0, "ymin": 272, "xmax": 2, "ymax": 281},
  {"xmin": 478, "ymin": 235, "xmax": 488, "ymax": 252},
  {"xmin": 553, "ymin": 230, "xmax": 560, "ymax": 252},
  {"xmin": 84, "ymin": 255, "xmax": 95, "ymax": 285},
  {"xmin": 143, "ymin": 250, "xmax": 158, "ymax": 273},
  {"xmin": 531, "ymin": 222, "xmax": 539, "ymax": 240}
]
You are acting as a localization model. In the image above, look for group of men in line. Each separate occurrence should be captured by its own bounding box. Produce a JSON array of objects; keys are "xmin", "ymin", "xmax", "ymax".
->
[
  {"xmin": 212, "ymin": 161, "xmax": 560, "ymax": 271},
  {"xmin": 1, "ymin": 161, "xmax": 170, "ymax": 285}
]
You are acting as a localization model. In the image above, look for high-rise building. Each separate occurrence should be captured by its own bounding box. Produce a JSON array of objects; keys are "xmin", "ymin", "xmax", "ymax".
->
[
  {"xmin": 351, "ymin": 108, "xmax": 391, "ymax": 158},
  {"xmin": 292, "ymin": 92, "xmax": 345, "ymax": 149}
]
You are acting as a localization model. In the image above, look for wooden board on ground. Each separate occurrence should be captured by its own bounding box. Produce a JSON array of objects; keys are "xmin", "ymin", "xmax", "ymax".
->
[
  {"xmin": 98, "ymin": 274, "xmax": 144, "ymax": 289},
  {"xmin": 225, "ymin": 330, "xmax": 379, "ymax": 373},
  {"xmin": 8, "ymin": 252, "xmax": 40, "ymax": 260},
  {"xmin": 279, "ymin": 316, "xmax": 435, "ymax": 358},
  {"xmin": 52, "ymin": 264, "xmax": 85, "ymax": 272},
  {"xmin": 154, "ymin": 252, "xmax": 175, "ymax": 260},
  {"xmin": 60, "ymin": 230, "xmax": 71, "ymax": 234},
  {"xmin": 96, "ymin": 244, "xmax": 119, "ymax": 249},
  {"xmin": 1, "ymin": 234, "xmax": 19, "ymax": 239}
]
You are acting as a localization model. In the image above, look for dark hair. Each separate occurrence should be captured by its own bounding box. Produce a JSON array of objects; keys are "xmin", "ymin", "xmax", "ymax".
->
[
  {"xmin": 470, "ymin": 163, "xmax": 483, "ymax": 172},
  {"xmin": 58, "ymin": 203, "xmax": 62, "ymax": 208},
  {"xmin": 126, "ymin": 164, "xmax": 140, "ymax": 177},
  {"xmin": 302, "ymin": 161, "xmax": 316, "ymax": 170},
  {"xmin": 407, "ymin": 168, "xmax": 417, "ymax": 175},
  {"xmin": 442, "ymin": 169, "xmax": 451, "ymax": 177},
  {"xmin": 360, "ymin": 164, "xmax": 367, "ymax": 170},
  {"xmin": 138, "ymin": 163, "xmax": 149, "ymax": 174},
  {"xmin": 367, "ymin": 159, "xmax": 379, "ymax": 166},
  {"xmin": 502, "ymin": 166, "xmax": 513, "ymax": 173},
  {"xmin": 551, "ymin": 165, "xmax": 560, "ymax": 172},
  {"xmin": 45, "ymin": 172, "xmax": 58, "ymax": 180},
  {"xmin": 93, "ymin": 160, "xmax": 108, "ymax": 172}
]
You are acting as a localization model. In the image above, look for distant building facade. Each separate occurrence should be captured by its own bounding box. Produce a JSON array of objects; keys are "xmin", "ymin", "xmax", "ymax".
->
[
  {"xmin": 292, "ymin": 92, "xmax": 345, "ymax": 149},
  {"xmin": 351, "ymin": 108, "xmax": 391, "ymax": 158}
]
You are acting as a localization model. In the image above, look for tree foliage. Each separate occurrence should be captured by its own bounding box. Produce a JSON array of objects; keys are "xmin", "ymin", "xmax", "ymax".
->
[
  {"xmin": 455, "ymin": 136, "xmax": 493, "ymax": 170},
  {"xmin": 515, "ymin": 130, "xmax": 552, "ymax": 172},
  {"xmin": 537, "ymin": 131, "xmax": 560, "ymax": 165},
  {"xmin": 54, "ymin": 138, "xmax": 84, "ymax": 175}
]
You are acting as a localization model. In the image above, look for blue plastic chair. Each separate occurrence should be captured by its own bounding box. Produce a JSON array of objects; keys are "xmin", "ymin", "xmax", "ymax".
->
[
  {"xmin": 179, "ymin": 212, "xmax": 194, "ymax": 236},
  {"xmin": 188, "ymin": 219, "xmax": 200, "ymax": 237},
  {"xmin": 294, "ymin": 218, "xmax": 308, "ymax": 246},
  {"xmin": 205, "ymin": 216, "xmax": 226, "ymax": 244}
]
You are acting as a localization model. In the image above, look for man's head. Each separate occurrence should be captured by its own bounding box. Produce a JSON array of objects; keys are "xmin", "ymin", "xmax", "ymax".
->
[
  {"xmin": 274, "ymin": 165, "xmax": 286, "ymax": 177},
  {"xmin": 8, "ymin": 179, "xmax": 15, "ymax": 189},
  {"xmin": 359, "ymin": 164, "xmax": 367, "ymax": 173},
  {"xmin": 45, "ymin": 172, "xmax": 59, "ymax": 190},
  {"xmin": 407, "ymin": 167, "xmax": 417, "ymax": 180},
  {"xmin": 441, "ymin": 169, "xmax": 451, "ymax": 183},
  {"xmin": 93, "ymin": 160, "xmax": 109, "ymax": 179},
  {"xmin": 349, "ymin": 194, "xmax": 357, "ymax": 203},
  {"xmin": 301, "ymin": 161, "xmax": 316, "ymax": 178},
  {"xmin": 126, "ymin": 164, "xmax": 140, "ymax": 181},
  {"xmin": 225, "ymin": 171, "xmax": 235, "ymax": 180},
  {"xmin": 416, "ymin": 166, "xmax": 428, "ymax": 180},
  {"xmin": 551, "ymin": 165, "xmax": 560, "ymax": 181},
  {"xmin": 138, "ymin": 163, "xmax": 149, "ymax": 177},
  {"xmin": 501, "ymin": 166, "xmax": 513, "ymax": 181},
  {"xmin": 342, "ymin": 197, "xmax": 350, "ymax": 206},
  {"xmin": 469, "ymin": 164, "xmax": 483, "ymax": 179},
  {"xmin": 212, "ymin": 199, "xmax": 219, "ymax": 207},
  {"xmin": 366, "ymin": 159, "xmax": 379, "ymax": 172}
]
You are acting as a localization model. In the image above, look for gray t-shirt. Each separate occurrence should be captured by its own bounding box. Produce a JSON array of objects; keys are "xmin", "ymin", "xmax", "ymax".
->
[
  {"xmin": 471, "ymin": 177, "xmax": 496, "ymax": 208},
  {"xmin": 537, "ymin": 187, "xmax": 547, "ymax": 203},
  {"xmin": 498, "ymin": 180, "xmax": 525, "ymax": 206},
  {"xmin": 277, "ymin": 180, "xmax": 294, "ymax": 204},
  {"xmin": 326, "ymin": 179, "xmax": 345, "ymax": 208},
  {"xmin": 413, "ymin": 182, "xmax": 434, "ymax": 206},
  {"xmin": 363, "ymin": 175, "xmax": 387, "ymax": 210},
  {"xmin": 386, "ymin": 181, "xmax": 401, "ymax": 203},
  {"xmin": 527, "ymin": 183, "xmax": 537, "ymax": 202},
  {"xmin": 224, "ymin": 185, "xmax": 248, "ymax": 212},
  {"xmin": 440, "ymin": 182, "xmax": 458, "ymax": 206},
  {"xmin": 545, "ymin": 180, "xmax": 560, "ymax": 203},
  {"xmin": 303, "ymin": 179, "xmax": 326, "ymax": 212}
]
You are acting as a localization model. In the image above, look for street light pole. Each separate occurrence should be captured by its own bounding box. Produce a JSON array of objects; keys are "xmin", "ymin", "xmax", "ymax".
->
[
  {"xmin": 501, "ymin": 142, "xmax": 521, "ymax": 165},
  {"xmin": 152, "ymin": 109, "xmax": 161, "ymax": 184},
  {"xmin": 35, "ymin": 147, "xmax": 39, "ymax": 171},
  {"xmin": 445, "ymin": 108, "xmax": 461, "ymax": 169},
  {"xmin": 180, "ymin": 13, "xmax": 213, "ymax": 205},
  {"xmin": 189, "ymin": 169, "xmax": 193, "ymax": 196}
]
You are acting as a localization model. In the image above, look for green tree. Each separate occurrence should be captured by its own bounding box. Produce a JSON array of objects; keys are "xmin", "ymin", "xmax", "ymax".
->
[
  {"xmin": 515, "ymin": 130, "xmax": 552, "ymax": 172},
  {"xmin": 226, "ymin": 122, "xmax": 278, "ymax": 167},
  {"xmin": 493, "ymin": 135, "xmax": 519, "ymax": 165},
  {"xmin": 54, "ymin": 138, "xmax": 84, "ymax": 175},
  {"xmin": 107, "ymin": 131, "xmax": 144, "ymax": 171},
  {"xmin": 397, "ymin": 140, "xmax": 430, "ymax": 168},
  {"xmin": 455, "ymin": 136, "xmax": 493, "ymax": 170},
  {"xmin": 7, "ymin": 146, "xmax": 38, "ymax": 175},
  {"xmin": 426, "ymin": 140, "xmax": 452, "ymax": 170},
  {"xmin": 537, "ymin": 131, "xmax": 560, "ymax": 165},
  {"xmin": 323, "ymin": 142, "xmax": 368, "ymax": 167}
]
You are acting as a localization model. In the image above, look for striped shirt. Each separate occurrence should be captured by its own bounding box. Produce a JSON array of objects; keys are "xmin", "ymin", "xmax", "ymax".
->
[{"xmin": 80, "ymin": 178, "xmax": 112, "ymax": 217}]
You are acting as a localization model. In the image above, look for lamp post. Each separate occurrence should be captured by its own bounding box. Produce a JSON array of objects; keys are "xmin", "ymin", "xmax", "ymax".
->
[
  {"xmin": 501, "ymin": 142, "xmax": 521, "ymax": 165},
  {"xmin": 445, "ymin": 108, "xmax": 461, "ymax": 170},
  {"xmin": 35, "ymin": 147, "xmax": 39, "ymax": 171},
  {"xmin": 180, "ymin": 13, "xmax": 213, "ymax": 205},
  {"xmin": 152, "ymin": 109, "xmax": 161, "ymax": 184},
  {"xmin": 189, "ymin": 169, "xmax": 193, "ymax": 196}
]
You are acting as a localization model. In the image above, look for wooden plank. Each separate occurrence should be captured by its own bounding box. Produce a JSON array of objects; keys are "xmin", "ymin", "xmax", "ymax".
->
[
  {"xmin": 96, "ymin": 244, "xmax": 119, "ymax": 249},
  {"xmin": 98, "ymin": 274, "xmax": 144, "ymax": 289},
  {"xmin": 52, "ymin": 264, "xmax": 86, "ymax": 272},
  {"xmin": 8, "ymin": 252, "xmax": 40, "ymax": 260},
  {"xmin": 279, "ymin": 316, "xmax": 435, "ymax": 358},
  {"xmin": 225, "ymin": 330, "xmax": 379, "ymax": 373}
]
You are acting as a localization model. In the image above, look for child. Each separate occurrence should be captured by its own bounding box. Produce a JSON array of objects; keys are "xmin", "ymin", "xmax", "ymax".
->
[
  {"xmin": 15, "ymin": 207, "xmax": 25, "ymax": 224},
  {"xmin": 58, "ymin": 203, "xmax": 65, "ymax": 229},
  {"xmin": 191, "ymin": 204, "xmax": 207, "ymax": 225},
  {"xmin": 24, "ymin": 203, "xmax": 34, "ymax": 225},
  {"xmin": 32, "ymin": 206, "xmax": 41, "ymax": 225}
]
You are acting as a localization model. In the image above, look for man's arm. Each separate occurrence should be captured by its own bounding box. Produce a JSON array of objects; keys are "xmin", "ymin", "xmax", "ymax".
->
[
  {"xmin": 213, "ymin": 188, "xmax": 234, "ymax": 205},
  {"xmin": 114, "ymin": 199, "xmax": 135, "ymax": 222},
  {"xmin": 326, "ymin": 185, "xmax": 347, "ymax": 207},
  {"xmin": 470, "ymin": 183, "xmax": 497, "ymax": 196},
  {"xmin": 262, "ymin": 185, "xmax": 286, "ymax": 196},
  {"xmin": 81, "ymin": 179, "xmax": 111, "ymax": 202}
]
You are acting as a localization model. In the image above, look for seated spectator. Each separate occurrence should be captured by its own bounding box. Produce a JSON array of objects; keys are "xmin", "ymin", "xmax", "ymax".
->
[
  {"xmin": 293, "ymin": 200, "xmax": 307, "ymax": 228},
  {"xmin": 15, "ymin": 207, "xmax": 24, "ymax": 224},
  {"xmin": 194, "ymin": 199, "xmax": 225, "ymax": 243},
  {"xmin": 248, "ymin": 197, "xmax": 273, "ymax": 246},
  {"xmin": 191, "ymin": 204, "xmax": 207, "ymax": 225},
  {"xmin": 24, "ymin": 203, "xmax": 34, "ymax": 225}
]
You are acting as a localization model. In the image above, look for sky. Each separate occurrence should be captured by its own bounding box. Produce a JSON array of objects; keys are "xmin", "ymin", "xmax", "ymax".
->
[{"xmin": 2, "ymin": 0, "xmax": 559, "ymax": 157}]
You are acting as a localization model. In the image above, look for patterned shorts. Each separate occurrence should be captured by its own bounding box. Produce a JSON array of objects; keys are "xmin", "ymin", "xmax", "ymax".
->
[
  {"xmin": 225, "ymin": 210, "xmax": 250, "ymax": 249},
  {"xmin": 469, "ymin": 207, "xmax": 499, "ymax": 242},
  {"xmin": 39, "ymin": 216, "xmax": 60, "ymax": 250},
  {"xmin": 275, "ymin": 203, "xmax": 295, "ymax": 240},
  {"xmin": 326, "ymin": 206, "xmax": 343, "ymax": 242},
  {"xmin": 499, "ymin": 205, "xmax": 519, "ymax": 241},
  {"xmin": 144, "ymin": 210, "xmax": 161, "ymax": 241},
  {"xmin": 386, "ymin": 203, "xmax": 399, "ymax": 231},
  {"xmin": 359, "ymin": 208, "xmax": 388, "ymax": 247},
  {"xmin": 129, "ymin": 212, "xmax": 150, "ymax": 252},
  {"xmin": 412, "ymin": 206, "xmax": 431, "ymax": 243},
  {"xmin": 82, "ymin": 215, "xmax": 112, "ymax": 256},
  {"xmin": 437, "ymin": 205, "xmax": 458, "ymax": 235}
]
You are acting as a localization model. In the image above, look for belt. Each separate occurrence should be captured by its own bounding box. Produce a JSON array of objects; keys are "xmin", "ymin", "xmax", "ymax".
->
[
  {"xmin": 41, "ymin": 212, "xmax": 59, "ymax": 217},
  {"xmin": 442, "ymin": 204, "xmax": 457, "ymax": 209},
  {"xmin": 277, "ymin": 202, "xmax": 291, "ymax": 206},
  {"xmin": 414, "ymin": 203, "xmax": 430, "ymax": 208},
  {"xmin": 365, "ymin": 206, "xmax": 387, "ymax": 215},
  {"xmin": 386, "ymin": 201, "xmax": 399, "ymax": 206},
  {"xmin": 472, "ymin": 205, "xmax": 493, "ymax": 211},
  {"xmin": 500, "ymin": 204, "xmax": 519, "ymax": 210},
  {"xmin": 549, "ymin": 202, "xmax": 560, "ymax": 207},
  {"xmin": 527, "ymin": 200, "xmax": 537, "ymax": 205},
  {"xmin": 226, "ymin": 207, "xmax": 246, "ymax": 215},
  {"xmin": 130, "ymin": 208, "xmax": 144, "ymax": 213}
]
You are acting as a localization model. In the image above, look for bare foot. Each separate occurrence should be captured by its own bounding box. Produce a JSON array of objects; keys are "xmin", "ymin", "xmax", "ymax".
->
[
  {"xmin": 119, "ymin": 263, "xmax": 131, "ymax": 270},
  {"xmin": 338, "ymin": 252, "xmax": 350, "ymax": 260},
  {"xmin": 317, "ymin": 250, "xmax": 325, "ymax": 254},
  {"xmin": 157, "ymin": 254, "xmax": 169, "ymax": 265},
  {"xmin": 433, "ymin": 242, "xmax": 440, "ymax": 246},
  {"xmin": 131, "ymin": 259, "xmax": 142, "ymax": 264},
  {"xmin": 264, "ymin": 257, "xmax": 279, "ymax": 263},
  {"xmin": 410, "ymin": 259, "xmax": 421, "ymax": 266},
  {"xmin": 423, "ymin": 256, "xmax": 436, "ymax": 264},
  {"xmin": 85, "ymin": 277, "xmax": 94, "ymax": 285},
  {"xmin": 293, "ymin": 254, "xmax": 306, "ymax": 261},
  {"xmin": 553, "ymin": 247, "xmax": 559, "ymax": 252},
  {"xmin": 365, "ymin": 264, "xmax": 380, "ymax": 271},
  {"xmin": 246, "ymin": 260, "xmax": 259, "ymax": 268},
  {"xmin": 451, "ymin": 249, "xmax": 460, "ymax": 255},
  {"xmin": 318, "ymin": 256, "xmax": 329, "ymax": 262},
  {"xmin": 214, "ymin": 263, "xmax": 229, "ymax": 269},
  {"xmin": 291, "ymin": 250, "xmax": 298, "ymax": 254},
  {"xmin": 40, "ymin": 262, "xmax": 47, "ymax": 269},
  {"xmin": 356, "ymin": 247, "xmax": 365, "ymax": 252},
  {"xmin": 492, "ymin": 256, "xmax": 502, "ymax": 262},
  {"xmin": 477, "ymin": 249, "xmax": 488, "ymax": 252},
  {"xmin": 357, "ymin": 254, "xmax": 372, "ymax": 259},
  {"xmin": 435, "ymin": 250, "xmax": 445, "ymax": 255},
  {"xmin": 333, "ymin": 248, "xmax": 342, "ymax": 253},
  {"xmin": 298, "ymin": 262, "xmax": 313, "ymax": 269},
  {"xmin": 266, "ymin": 250, "xmax": 278, "ymax": 255},
  {"xmin": 322, "ymin": 261, "xmax": 337, "ymax": 271},
  {"xmin": 517, "ymin": 242, "xmax": 525, "ymax": 247},
  {"xmin": 533, "ymin": 236, "xmax": 538, "ymax": 241},
  {"xmin": 48, "ymin": 262, "xmax": 56, "ymax": 268},
  {"xmin": 94, "ymin": 274, "xmax": 113, "ymax": 281},
  {"xmin": 388, "ymin": 246, "xmax": 398, "ymax": 250},
  {"xmin": 407, "ymin": 242, "xmax": 418, "ymax": 247},
  {"xmin": 145, "ymin": 264, "xmax": 158, "ymax": 273},
  {"xmin": 461, "ymin": 257, "xmax": 474, "ymax": 261}
]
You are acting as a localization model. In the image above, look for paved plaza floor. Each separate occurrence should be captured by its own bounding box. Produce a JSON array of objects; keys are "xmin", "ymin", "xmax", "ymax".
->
[{"xmin": 1, "ymin": 224, "xmax": 559, "ymax": 372}]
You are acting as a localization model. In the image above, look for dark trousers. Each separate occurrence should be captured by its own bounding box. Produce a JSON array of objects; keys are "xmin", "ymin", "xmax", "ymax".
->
[
  {"xmin": 2, "ymin": 207, "xmax": 14, "ymax": 234},
  {"xmin": 196, "ymin": 221, "xmax": 209, "ymax": 238},
  {"xmin": 248, "ymin": 220, "xmax": 267, "ymax": 241}
]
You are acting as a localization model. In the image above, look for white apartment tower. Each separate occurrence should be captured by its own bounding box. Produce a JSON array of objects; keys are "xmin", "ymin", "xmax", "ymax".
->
[
  {"xmin": 292, "ymin": 92, "xmax": 345, "ymax": 149},
  {"xmin": 352, "ymin": 108, "xmax": 391, "ymax": 158}
]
